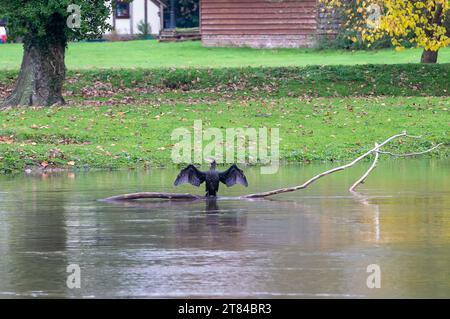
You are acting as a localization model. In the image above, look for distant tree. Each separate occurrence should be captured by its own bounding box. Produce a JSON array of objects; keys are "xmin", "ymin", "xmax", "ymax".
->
[
  {"xmin": 320, "ymin": 0, "xmax": 449, "ymax": 63},
  {"xmin": 165, "ymin": 0, "xmax": 199, "ymax": 28},
  {"xmin": 177, "ymin": 0, "xmax": 199, "ymax": 28},
  {"xmin": 0, "ymin": 1, "xmax": 112, "ymax": 107}
]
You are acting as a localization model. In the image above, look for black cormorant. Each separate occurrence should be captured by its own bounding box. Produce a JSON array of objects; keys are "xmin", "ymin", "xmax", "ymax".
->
[{"xmin": 174, "ymin": 160, "xmax": 248, "ymax": 197}]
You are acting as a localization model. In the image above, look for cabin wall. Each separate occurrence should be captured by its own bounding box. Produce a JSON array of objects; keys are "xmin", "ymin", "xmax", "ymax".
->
[{"xmin": 201, "ymin": 0, "xmax": 319, "ymax": 48}]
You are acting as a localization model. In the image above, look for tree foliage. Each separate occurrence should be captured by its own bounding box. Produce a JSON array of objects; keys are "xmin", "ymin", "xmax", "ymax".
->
[
  {"xmin": 320, "ymin": 0, "xmax": 449, "ymax": 52},
  {"xmin": 176, "ymin": 0, "xmax": 199, "ymax": 28},
  {"xmin": 0, "ymin": 0, "xmax": 112, "ymax": 47},
  {"xmin": 0, "ymin": 1, "xmax": 114, "ymax": 107}
]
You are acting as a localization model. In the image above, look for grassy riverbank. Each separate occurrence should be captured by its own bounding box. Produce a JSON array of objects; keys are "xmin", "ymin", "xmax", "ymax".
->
[
  {"xmin": 0, "ymin": 64, "xmax": 448, "ymax": 173},
  {"xmin": 0, "ymin": 95, "xmax": 448, "ymax": 173}
]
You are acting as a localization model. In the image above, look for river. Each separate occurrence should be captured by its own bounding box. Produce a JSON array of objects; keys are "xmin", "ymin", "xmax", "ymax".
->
[{"xmin": 0, "ymin": 159, "xmax": 448, "ymax": 298}]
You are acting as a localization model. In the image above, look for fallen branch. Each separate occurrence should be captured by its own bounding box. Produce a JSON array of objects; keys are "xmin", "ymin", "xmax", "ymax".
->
[
  {"xmin": 348, "ymin": 142, "xmax": 444, "ymax": 193},
  {"xmin": 101, "ymin": 132, "xmax": 444, "ymax": 201},
  {"xmin": 349, "ymin": 143, "xmax": 380, "ymax": 193},
  {"xmin": 102, "ymin": 192, "xmax": 203, "ymax": 201},
  {"xmin": 376, "ymin": 143, "xmax": 444, "ymax": 157},
  {"xmin": 241, "ymin": 132, "xmax": 417, "ymax": 198}
]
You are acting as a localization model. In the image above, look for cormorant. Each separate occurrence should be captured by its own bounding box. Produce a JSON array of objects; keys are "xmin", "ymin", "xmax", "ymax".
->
[{"xmin": 174, "ymin": 160, "xmax": 248, "ymax": 197}]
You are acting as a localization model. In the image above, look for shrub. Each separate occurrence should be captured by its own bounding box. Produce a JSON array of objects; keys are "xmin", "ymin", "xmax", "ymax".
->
[{"xmin": 137, "ymin": 20, "xmax": 152, "ymax": 40}]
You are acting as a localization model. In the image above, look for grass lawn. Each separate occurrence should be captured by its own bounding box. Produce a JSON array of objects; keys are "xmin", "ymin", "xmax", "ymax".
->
[
  {"xmin": 0, "ymin": 42, "xmax": 448, "ymax": 173},
  {"xmin": 0, "ymin": 95, "xmax": 448, "ymax": 173},
  {"xmin": 0, "ymin": 40, "xmax": 450, "ymax": 70}
]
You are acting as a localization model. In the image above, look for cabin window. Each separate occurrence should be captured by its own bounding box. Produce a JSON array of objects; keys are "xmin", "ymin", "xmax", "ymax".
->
[{"xmin": 115, "ymin": 1, "xmax": 130, "ymax": 19}]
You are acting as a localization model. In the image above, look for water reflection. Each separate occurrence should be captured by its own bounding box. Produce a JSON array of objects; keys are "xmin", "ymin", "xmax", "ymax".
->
[{"xmin": 0, "ymin": 159, "xmax": 449, "ymax": 298}]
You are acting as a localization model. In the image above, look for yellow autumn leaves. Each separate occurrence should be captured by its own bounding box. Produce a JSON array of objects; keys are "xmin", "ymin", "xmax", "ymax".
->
[{"xmin": 320, "ymin": 0, "xmax": 449, "ymax": 52}]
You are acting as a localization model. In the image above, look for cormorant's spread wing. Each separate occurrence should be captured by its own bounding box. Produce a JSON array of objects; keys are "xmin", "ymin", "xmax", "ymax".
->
[
  {"xmin": 219, "ymin": 164, "xmax": 248, "ymax": 187},
  {"xmin": 174, "ymin": 165, "xmax": 206, "ymax": 187}
]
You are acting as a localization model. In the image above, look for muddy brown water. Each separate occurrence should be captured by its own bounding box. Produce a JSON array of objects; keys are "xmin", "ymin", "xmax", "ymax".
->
[{"xmin": 0, "ymin": 159, "xmax": 448, "ymax": 298}]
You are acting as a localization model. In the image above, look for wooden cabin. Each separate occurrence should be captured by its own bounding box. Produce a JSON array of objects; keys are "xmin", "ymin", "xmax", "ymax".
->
[{"xmin": 200, "ymin": 0, "xmax": 337, "ymax": 48}]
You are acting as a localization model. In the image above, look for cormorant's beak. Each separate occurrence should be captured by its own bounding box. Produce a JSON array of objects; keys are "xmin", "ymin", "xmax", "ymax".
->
[{"xmin": 206, "ymin": 158, "xmax": 216, "ymax": 169}]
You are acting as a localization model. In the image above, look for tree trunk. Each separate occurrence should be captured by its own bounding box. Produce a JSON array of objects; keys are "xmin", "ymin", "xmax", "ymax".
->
[
  {"xmin": 420, "ymin": 50, "xmax": 438, "ymax": 63},
  {"xmin": 419, "ymin": 2, "xmax": 443, "ymax": 64},
  {"xmin": 1, "ymin": 41, "xmax": 65, "ymax": 107}
]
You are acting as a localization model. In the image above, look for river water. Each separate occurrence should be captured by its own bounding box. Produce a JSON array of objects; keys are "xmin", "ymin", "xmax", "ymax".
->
[{"xmin": 0, "ymin": 159, "xmax": 448, "ymax": 298}]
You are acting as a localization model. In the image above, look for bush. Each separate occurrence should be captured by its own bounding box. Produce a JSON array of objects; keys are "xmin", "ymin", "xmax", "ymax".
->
[{"xmin": 137, "ymin": 20, "xmax": 152, "ymax": 40}]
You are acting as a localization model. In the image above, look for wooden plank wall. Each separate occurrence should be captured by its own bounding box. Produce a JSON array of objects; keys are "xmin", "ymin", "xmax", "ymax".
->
[{"xmin": 200, "ymin": 0, "xmax": 319, "ymax": 48}]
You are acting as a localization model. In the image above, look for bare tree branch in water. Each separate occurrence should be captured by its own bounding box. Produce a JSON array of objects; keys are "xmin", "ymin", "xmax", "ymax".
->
[
  {"xmin": 349, "ymin": 144, "xmax": 380, "ymax": 193},
  {"xmin": 101, "ymin": 132, "xmax": 444, "ymax": 201},
  {"xmin": 242, "ymin": 132, "xmax": 428, "ymax": 198},
  {"xmin": 102, "ymin": 192, "xmax": 202, "ymax": 201},
  {"xmin": 348, "ymin": 142, "xmax": 444, "ymax": 193},
  {"xmin": 376, "ymin": 143, "xmax": 444, "ymax": 157}
]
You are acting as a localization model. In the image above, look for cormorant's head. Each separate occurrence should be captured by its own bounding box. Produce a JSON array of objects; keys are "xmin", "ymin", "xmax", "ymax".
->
[{"xmin": 208, "ymin": 158, "xmax": 217, "ymax": 170}]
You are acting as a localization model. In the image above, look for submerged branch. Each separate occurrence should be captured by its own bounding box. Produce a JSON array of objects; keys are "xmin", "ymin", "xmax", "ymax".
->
[{"xmin": 102, "ymin": 192, "xmax": 203, "ymax": 201}]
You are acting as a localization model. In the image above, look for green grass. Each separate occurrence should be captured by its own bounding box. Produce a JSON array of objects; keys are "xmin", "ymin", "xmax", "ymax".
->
[
  {"xmin": 0, "ymin": 96, "xmax": 448, "ymax": 173},
  {"xmin": 0, "ymin": 42, "xmax": 448, "ymax": 172},
  {"xmin": 0, "ymin": 40, "xmax": 449, "ymax": 70},
  {"xmin": 1, "ymin": 64, "xmax": 449, "ymax": 100}
]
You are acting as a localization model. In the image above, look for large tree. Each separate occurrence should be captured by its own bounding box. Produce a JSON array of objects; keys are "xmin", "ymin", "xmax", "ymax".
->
[
  {"xmin": 0, "ymin": 0, "xmax": 111, "ymax": 107},
  {"xmin": 321, "ymin": 0, "xmax": 449, "ymax": 63}
]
